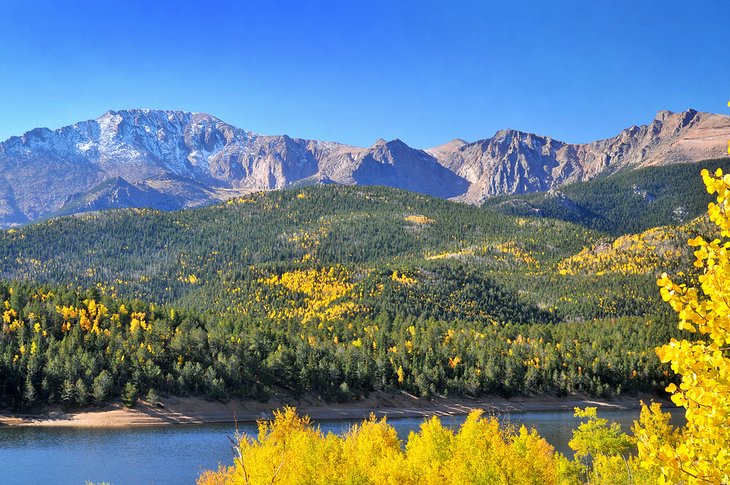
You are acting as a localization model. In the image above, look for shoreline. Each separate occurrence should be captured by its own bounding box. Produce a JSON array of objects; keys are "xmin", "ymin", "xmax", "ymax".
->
[{"xmin": 0, "ymin": 392, "xmax": 673, "ymax": 428}]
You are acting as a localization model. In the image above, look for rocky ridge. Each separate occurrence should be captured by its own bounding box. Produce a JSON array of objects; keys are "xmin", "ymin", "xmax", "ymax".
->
[{"xmin": 0, "ymin": 108, "xmax": 727, "ymax": 226}]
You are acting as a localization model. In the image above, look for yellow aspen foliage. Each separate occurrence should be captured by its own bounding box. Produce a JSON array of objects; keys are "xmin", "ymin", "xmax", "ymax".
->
[
  {"xmin": 129, "ymin": 312, "xmax": 148, "ymax": 332},
  {"xmin": 8, "ymin": 319, "xmax": 22, "ymax": 333},
  {"xmin": 260, "ymin": 267, "xmax": 360, "ymax": 323},
  {"xmin": 404, "ymin": 214, "xmax": 435, "ymax": 225},
  {"xmin": 448, "ymin": 356, "xmax": 461, "ymax": 368},
  {"xmin": 197, "ymin": 467, "xmax": 235, "ymax": 485},
  {"xmin": 404, "ymin": 416, "xmax": 454, "ymax": 483},
  {"xmin": 56, "ymin": 305, "xmax": 78, "ymax": 320},
  {"xmin": 2, "ymin": 307, "xmax": 16, "ymax": 324},
  {"xmin": 404, "ymin": 339, "xmax": 414, "ymax": 353},
  {"xmin": 635, "ymin": 168, "xmax": 730, "ymax": 483},
  {"xmin": 391, "ymin": 270, "xmax": 417, "ymax": 286},
  {"xmin": 79, "ymin": 311, "xmax": 92, "ymax": 332},
  {"xmin": 494, "ymin": 242, "xmax": 539, "ymax": 268},
  {"xmin": 197, "ymin": 408, "xmax": 563, "ymax": 485},
  {"xmin": 557, "ymin": 226, "xmax": 686, "ymax": 276},
  {"xmin": 339, "ymin": 416, "xmax": 408, "ymax": 483},
  {"xmin": 397, "ymin": 365, "xmax": 405, "ymax": 384},
  {"xmin": 228, "ymin": 407, "xmax": 343, "ymax": 484}
]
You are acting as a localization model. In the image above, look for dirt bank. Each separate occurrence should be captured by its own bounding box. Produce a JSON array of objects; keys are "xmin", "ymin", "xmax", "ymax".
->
[{"xmin": 0, "ymin": 392, "xmax": 671, "ymax": 428}]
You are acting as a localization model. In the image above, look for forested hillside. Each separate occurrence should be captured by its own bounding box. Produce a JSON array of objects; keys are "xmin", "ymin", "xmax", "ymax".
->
[
  {"xmin": 0, "ymin": 184, "xmax": 700, "ymax": 320},
  {"xmin": 484, "ymin": 158, "xmax": 730, "ymax": 234},
  {"xmin": 197, "ymin": 165, "xmax": 730, "ymax": 485},
  {"xmin": 0, "ymin": 183, "xmax": 712, "ymax": 409}
]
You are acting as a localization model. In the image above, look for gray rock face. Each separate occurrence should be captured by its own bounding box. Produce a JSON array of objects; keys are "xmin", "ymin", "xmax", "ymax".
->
[
  {"xmin": 1, "ymin": 108, "xmax": 728, "ymax": 226},
  {"xmin": 433, "ymin": 109, "xmax": 730, "ymax": 204},
  {"xmin": 433, "ymin": 130, "xmax": 584, "ymax": 203},
  {"xmin": 352, "ymin": 139, "xmax": 469, "ymax": 199}
]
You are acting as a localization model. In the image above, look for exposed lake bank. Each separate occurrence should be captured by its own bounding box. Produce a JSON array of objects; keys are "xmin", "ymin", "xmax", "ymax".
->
[{"xmin": 0, "ymin": 391, "xmax": 673, "ymax": 428}]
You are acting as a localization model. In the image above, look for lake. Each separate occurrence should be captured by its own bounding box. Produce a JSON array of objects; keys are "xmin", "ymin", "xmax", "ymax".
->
[{"xmin": 0, "ymin": 408, "xmax": 679, "ymax": 485}]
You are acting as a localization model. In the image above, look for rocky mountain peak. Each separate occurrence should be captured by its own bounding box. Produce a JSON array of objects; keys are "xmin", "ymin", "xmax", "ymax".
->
[
  {"xmin": 654, "ymin": 109, "xmax": 674, "ymax": 121},
  {"xmin": 425, "ymin": 138, "xmax": 468, "ymax": 158},
  {"xmin": 378, "ymin": 138, "xmax": 411, "ymax": 153},
  {"xmin": 653, "ymin": 108, "xmax": 699, "ymax": 123},
  {"xmin": 493, "ymin": 128, "xmax": 524, "ymax": 139},
  {"xmin": 0, "ymin": 108, "xmax": 728, "ymax": 227}
]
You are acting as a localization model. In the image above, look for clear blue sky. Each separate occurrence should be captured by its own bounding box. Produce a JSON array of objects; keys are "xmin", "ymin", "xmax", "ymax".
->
[{"xmin": 0, "ymin": 0, "xmax": 728, "ymax": 148}]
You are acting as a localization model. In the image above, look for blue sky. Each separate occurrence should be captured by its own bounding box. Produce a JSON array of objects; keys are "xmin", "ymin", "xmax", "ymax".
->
[{"xmin": 0, "ymin": 0, "xmax": 728, "ymax": 148}]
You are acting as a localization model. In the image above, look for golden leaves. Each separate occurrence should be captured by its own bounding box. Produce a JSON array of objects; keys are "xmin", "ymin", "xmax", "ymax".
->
[
  {"xmin": 198, "ymin": 408, "xmax": 560, "ymax": 485},
  {"xmin": 559, "ymin": 227, "xmax": 685, "ymax": 276},
  {"xmin": 637, "ymin": 168, "xmax": 730, "ymax": 483},
  {"xmin": 391, "ymin": 270, "xmax": 418, "ymax": 286},
  {"xmin": 259, "ymin": 267, "xmax": 362, "ymax": 324},
  {"xmin": 404, "ymin": 214, "xmax": 436, "ymax": 225}
]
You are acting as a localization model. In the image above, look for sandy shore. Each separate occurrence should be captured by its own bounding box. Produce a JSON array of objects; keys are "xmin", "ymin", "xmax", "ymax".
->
[{"xmin": 0, "ymin": 391, "xmax": 672, "ymax": 428}]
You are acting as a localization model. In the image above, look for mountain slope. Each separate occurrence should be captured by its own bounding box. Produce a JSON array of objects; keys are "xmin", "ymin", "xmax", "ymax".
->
[
  {"xmin": 484, "ymin": 158, "xmax": 730, "ymax": 235},
  {"xmin": 0, "ymin": 183, "xmax": 703, "ymax": 323},
  {"xmin": 437, "ymin": 109, "xmax": 730, "ymax": 203},
  {"xmin": 0, "ymin": 184, "xmax": 711, "ymax": 406},
  {"xmin": 1, "ymin": 108, "xmax": 728, "ymax": 226},
  {"xmin": 351, "ymin": 139, "xmax": 469, "ymax": 198}
]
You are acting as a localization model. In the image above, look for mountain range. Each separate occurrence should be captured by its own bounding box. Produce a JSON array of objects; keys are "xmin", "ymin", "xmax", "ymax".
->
[{"xmin": 1, "ymin": 107, "xmax": 728, "ymax": 227}]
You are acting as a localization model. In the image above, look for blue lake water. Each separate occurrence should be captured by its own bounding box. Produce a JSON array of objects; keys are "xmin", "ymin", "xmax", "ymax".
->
[{"xmin": 0, "ymin": 407, "xmax": 681, "ymax": 485}]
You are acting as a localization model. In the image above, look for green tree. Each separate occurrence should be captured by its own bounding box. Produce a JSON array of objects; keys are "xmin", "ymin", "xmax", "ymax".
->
[
  {"xmin": 92, "ymin": 371, "xmax": 114, "ymax": 403},
  {"xmin": 121, "ymin": 382, "xmax": 138, "ymax": 408}
]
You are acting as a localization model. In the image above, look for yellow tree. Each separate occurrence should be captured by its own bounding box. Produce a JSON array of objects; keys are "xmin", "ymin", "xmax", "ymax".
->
[{"xmin": 635, "ymin": 167, "xmax": 730, "ymax": 483}]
